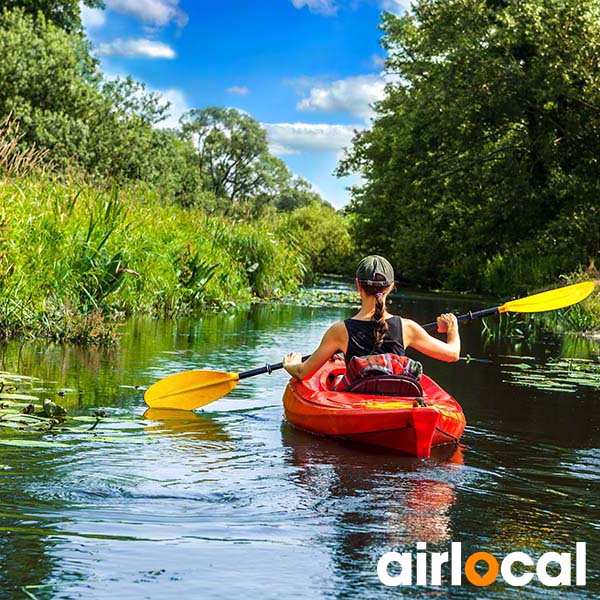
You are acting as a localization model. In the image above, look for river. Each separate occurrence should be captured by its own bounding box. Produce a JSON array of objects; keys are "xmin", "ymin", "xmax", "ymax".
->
[{"xmin": 0, "ymin": 287, "xmax": 598, "ymax": 599}]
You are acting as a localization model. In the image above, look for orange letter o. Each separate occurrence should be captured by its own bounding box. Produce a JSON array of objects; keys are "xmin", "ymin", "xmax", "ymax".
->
[{"xmin": 465, "ymin": 552, "xmax": 499, "ymax": 587}]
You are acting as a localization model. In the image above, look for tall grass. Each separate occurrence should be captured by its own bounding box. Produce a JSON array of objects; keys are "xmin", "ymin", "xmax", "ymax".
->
[
  {"xmin": 0, "ymin": 175, "xmax": 305, "ymax": 343},
  {"xmin": 0, "ymin": 114, "xmax": 50, "ymax": 176},
  {"xmin": 535, "ymin": 272, "xmax": 600, "ymax": 334}
]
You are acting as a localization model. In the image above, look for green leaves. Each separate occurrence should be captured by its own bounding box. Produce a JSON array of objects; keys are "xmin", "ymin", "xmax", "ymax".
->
[
  {"xmin": 0, "ymin": 439, "xmax": 69, "ymax": 448},
  {"xmin": 1, "ymin": 1, "xmax": 104, "ymax": 34},
  {"xmin": 343, "ymin": 0, "xmax": 600, "ymax": 295}
]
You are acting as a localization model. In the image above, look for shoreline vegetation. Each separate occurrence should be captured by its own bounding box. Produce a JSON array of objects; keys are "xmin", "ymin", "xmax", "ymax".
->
[
  {"xmin": 0, "ymin": 2, "xmax": 598, "ymax": 345},
  {"xmin": 0, "ymin": 174, "xmax": 309, "ymax": 343}
]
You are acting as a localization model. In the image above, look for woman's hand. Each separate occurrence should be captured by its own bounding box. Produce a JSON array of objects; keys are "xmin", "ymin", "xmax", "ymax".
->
[
  {"xmin": 436, "ymin": 313, "xmax": 458, "ymax": 334},
  {"xmin": 283, "ymin": 351, "xmax": 303, "ymax": 368},
  {"xmin": 283, "ymin": 351, "xmax": 304, "ymax": 378}
]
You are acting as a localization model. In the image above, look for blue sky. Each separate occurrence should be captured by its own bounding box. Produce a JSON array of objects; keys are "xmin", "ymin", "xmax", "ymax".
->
[{"xmin": 82, "ymin": 0, "xmax": 410, "ymax": 207}]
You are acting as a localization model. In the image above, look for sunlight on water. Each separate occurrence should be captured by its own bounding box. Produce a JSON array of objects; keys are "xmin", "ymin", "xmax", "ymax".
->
[{"xmin": 0, "ymin": 290, "xmax": 598, "ymax": 599}]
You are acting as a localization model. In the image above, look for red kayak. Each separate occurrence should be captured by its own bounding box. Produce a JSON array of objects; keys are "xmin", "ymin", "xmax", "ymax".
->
[{"xmin": 282, "ymin": 357, "xmax": 465, "ymax": 458}]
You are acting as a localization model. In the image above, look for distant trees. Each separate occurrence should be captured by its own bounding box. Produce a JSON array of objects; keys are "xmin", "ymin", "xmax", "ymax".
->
[
  {"xmin": 0, "ymin": 2, "xmax": 354, "ymax": 276},
  {"xmin": 340, "ymin": 0, "xmax": 600, "ymax": 294},
  {"xmin": 180, "ymin": 107, "xmax": 325, "ymax": 216}
]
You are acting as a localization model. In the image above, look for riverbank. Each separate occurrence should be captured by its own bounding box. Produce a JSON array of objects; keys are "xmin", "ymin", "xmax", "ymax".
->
[
  {"xmin": 2, "ymin": 175, "xmax": 598, "ymax": 345},
  {"xmin": 0, "ymin": 175, "xmax": 305, "ymax": 343}
]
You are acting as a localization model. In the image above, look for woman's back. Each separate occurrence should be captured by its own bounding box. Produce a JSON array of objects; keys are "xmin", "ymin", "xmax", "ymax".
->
[
  {"xmin": 282, "ymin": 255, "xmax": 461, "ymax": 381},
  {"xmin": 344, "ymin": 315, "xmax": 405, "ymax": 362}
]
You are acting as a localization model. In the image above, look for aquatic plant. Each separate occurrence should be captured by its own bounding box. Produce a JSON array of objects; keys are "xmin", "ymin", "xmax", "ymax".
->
[
  {"xmin": 481, "ymin": 312, "xmax": 539, "ymax": 342},
  {"xmin": 501, "ymin": 356, "xmax": 600, "ymax": 394}
]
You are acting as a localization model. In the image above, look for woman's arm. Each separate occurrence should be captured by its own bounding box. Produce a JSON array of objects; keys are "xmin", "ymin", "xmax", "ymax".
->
[
  {"xmin": 283, "ymin": 321, "xmax": 347, "ymax": 380},
  {"xmin": 403, "ymin": 313, "xmax": 460, "ymax": 362}
]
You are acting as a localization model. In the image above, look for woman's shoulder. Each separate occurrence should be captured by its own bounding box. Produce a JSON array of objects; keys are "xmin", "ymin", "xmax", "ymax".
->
[
  {"xmin": 400, "ymin": 317, "xmax": 420, "ymax": 330},
  {"xmin": 327, "ymin": 320, "xmax": 349, "ymax": 336},
  {"xmin": 400, "ymin": 317, "xmax": 427, "ymax": 345}
]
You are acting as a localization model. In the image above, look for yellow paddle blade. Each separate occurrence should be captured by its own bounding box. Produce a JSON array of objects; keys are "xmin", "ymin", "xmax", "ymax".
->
[
  {"xmin": 500, "ymin": 281, "xmax": 596, "ymax": 314},
  {"xmin": 144, "ymin": 370, "xmax": 240, "ymax": 410}
]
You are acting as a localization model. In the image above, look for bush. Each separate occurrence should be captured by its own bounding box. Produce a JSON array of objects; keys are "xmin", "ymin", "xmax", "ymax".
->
[{"xmin": 276, "ymin": 202, "xmax": 356, "ymax": 276}]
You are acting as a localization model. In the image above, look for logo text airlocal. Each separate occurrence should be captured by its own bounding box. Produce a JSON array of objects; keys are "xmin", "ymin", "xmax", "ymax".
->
[{"xmin": 377, "ymin": 542, "xmax": 586, "ymax": 587}]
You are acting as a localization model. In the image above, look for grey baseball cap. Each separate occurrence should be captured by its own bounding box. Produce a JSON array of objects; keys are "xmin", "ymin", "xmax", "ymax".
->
[{"xmin": 356, "ymin": 255, "xmax": 394, "ymax": 287}]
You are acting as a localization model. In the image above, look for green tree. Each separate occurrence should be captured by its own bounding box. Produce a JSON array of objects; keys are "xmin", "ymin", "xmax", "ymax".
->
[
  {"xmin": 2, "ymin": 0, "xmax": 103, "ymax": 33},
  {"xmin": 277, "ymin": 202, "xmax": 355, "ymax": 275},
  {"xmin": 276, "ymin": 176, "xmax": 324, "ymax": 212},
  {"xmin": 102, "ymin": 77, "xmax": 170, "ymax": 126},
  {"xmin": 0, "ymin": 10, "xmax": 201, "ymax": 197},
  {"xmin": 340, "ymin": 0, "xmax": 600, "ymax": 294},
  {"xmin": 0, "ymin": 8, "xmax": 103, "ymax": 166},
  {"xmin": 181, "ymin": 107, "xmax": 271, "ymax": 210},
  {"xmin": 180, "ymin": 107, "xmax": 318, "ymax": 216}
]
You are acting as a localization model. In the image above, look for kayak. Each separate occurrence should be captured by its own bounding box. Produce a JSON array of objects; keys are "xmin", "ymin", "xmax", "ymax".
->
[{"xmin": 282, "ymin": 356, "xmax": 465, "ymax": 458}]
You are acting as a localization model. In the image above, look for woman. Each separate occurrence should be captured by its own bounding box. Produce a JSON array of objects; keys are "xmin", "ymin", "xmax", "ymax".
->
[{"xmin": 282, "ymin": 255, "xmax": 460, "ymax": 382}]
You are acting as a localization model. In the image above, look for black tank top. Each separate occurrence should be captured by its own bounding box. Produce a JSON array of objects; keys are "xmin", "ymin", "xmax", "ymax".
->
[{"xmin": 344, "ymin": 316, "xmax": 405, "ymax": 363}]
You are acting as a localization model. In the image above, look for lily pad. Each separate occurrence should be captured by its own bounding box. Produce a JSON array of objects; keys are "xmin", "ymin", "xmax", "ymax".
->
[
  {"xmin": 92, "ymin": 435, "xmax": 154, "ymax": 444},
  {"xmin": 0, "ymin": 393, "xmax": 40, "ymax": 401},
  {"xmin": 0, "ymin": 371, "xmax": 39, "ymax": 381},
  {"xmin": 0, "ymin": 439, "xmax": 69, "ymax": 448}
]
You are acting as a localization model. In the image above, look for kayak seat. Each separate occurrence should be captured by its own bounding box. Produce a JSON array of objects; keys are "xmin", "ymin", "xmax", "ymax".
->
[{"xmin": 346, "ymin": 374, "xmax": 424, "ymax": 397}]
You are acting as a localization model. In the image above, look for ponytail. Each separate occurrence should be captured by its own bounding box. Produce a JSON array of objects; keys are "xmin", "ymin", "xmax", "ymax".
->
[
  {"xmin": 360, "ymin": 282, "xmax": 392, "ymax": 351},
  {"xmin": 372, "ymin": 291, "xmax": 388, "ymax": 351}
]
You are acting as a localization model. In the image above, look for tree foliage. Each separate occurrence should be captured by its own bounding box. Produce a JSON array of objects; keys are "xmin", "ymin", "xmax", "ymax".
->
[
  {"xmin": 0, "ymin": 9, "xmax": 201, "ymax": 199},
  {"xmin": 181, "ymin": 107, "xmax": 325, "ymax": 216},
  {"xmin": 1, "ymin": 0, "xmax": 103, "ymax": 32},
  {"xmin": 277, "ymin": 202, "xmax": 356, "ymax": 275},
  {"xmin": 340, "ymin": 0, "xmax": 600, "ymax": 294}
]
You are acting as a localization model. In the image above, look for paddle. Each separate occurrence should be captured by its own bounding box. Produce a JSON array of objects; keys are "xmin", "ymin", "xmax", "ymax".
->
[
  {"xmin": 144, "ymin": 280, "xmax": 595, "ymax": 410},
  {"xmin": 421, "ymin": 280, "xmax": 596, "ymax": 330},
  {"xmin": 144, "ymin": 355, "xmax": 311, "ymax": 411}
]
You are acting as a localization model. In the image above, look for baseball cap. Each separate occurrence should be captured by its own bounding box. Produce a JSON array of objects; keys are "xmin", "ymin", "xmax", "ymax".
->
[{"xmin": 356, "ymin": 255, "xmax": 395, "ymax": 287}]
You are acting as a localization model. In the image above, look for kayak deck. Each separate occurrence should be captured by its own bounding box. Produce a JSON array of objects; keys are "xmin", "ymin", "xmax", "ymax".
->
[{"xmin": 282, "ymin": 357, "xmax": 465, "ymax": 458}]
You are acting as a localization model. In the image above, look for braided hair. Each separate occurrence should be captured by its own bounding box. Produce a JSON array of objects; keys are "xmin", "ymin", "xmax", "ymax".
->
[{"xmin": 360, "ymin": 275, "xmax": 393, "ymax": 351}]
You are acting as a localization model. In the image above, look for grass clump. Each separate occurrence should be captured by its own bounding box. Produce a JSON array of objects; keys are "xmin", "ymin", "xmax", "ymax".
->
[
  {"xmin": 535, "ymin": 271, "xmax": 600, "ymax": 336},
  {"xmin": 0, "ymin": 175, "xmax": 305, "ymax": 343}
]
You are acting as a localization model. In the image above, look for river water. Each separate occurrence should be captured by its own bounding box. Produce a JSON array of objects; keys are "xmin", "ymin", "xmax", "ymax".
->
[{"xmin": 0, "ymin": 288, "xmax": 598, "ymax": 599}]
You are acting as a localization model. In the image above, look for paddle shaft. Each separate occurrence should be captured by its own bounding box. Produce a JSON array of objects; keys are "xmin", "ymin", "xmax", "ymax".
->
[
  {"xmin": 420, "ymin": 306, "xmax": 500, "ymax": 332},
  {"xmin": 238, "ymin": 355, "xmax": 312, "ymax": 380}
]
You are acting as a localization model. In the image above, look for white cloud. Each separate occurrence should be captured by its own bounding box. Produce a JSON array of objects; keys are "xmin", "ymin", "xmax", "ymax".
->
[
  {"xmin": 296, "ymin": 74, "xmax": 386, "ymax": 121},
  {"xmin": 105, "ymin": 0, "xmax": 188, "ymax": 27},
  {"xmin": 290, "ymin": 1, "xmax": 410, "ymax": 17},
  {"xmin": 226, "ymin": 86, "xmax": 250, "ymax": 96},
  {"xmin": 96, "ymin": 38, "xmax": 176, "ymax": 59},
  {"xmin": 371, "ymin": 53, "xmax": 386, "ymax": 68},
  {"xmin": 380, "ymin": 0, "xmax": 412, "ymax": 15},
  {"xmin": 81, "ymin": 4, "xmax": 106, "ymax": 28},
  {"xmin": 291, "ymin": 0, "xmax": 338, "ymax": 17},
  {"xmin": 155, "ymin": 88, "xmax": 190, "ymax": 129},
  {"xmin": 262, "ymin": 122, "xmax": 363, "ymax": 156}
]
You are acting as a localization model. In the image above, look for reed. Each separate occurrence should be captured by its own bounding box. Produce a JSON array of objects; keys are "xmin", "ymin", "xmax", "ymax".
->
[
  {"xmin": 0, "ymin": 175, "xmax": 305, "ymax": 343},
  {"xmin": 0, "ymin": 115, "xmax": 50, "ymax": 177}
]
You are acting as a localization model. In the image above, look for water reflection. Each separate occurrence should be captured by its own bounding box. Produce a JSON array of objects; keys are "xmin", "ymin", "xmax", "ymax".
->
[
  {"xmin": 0, "ymin": 291, "xmax": 598, "ymax": 598},
  {"xmin": 144, "ymin": 408, "xmax": 232, "ymax": 445},
  {"xmin": 282, "ymin": 424, "xmax": 463, "ymax": 544}
]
